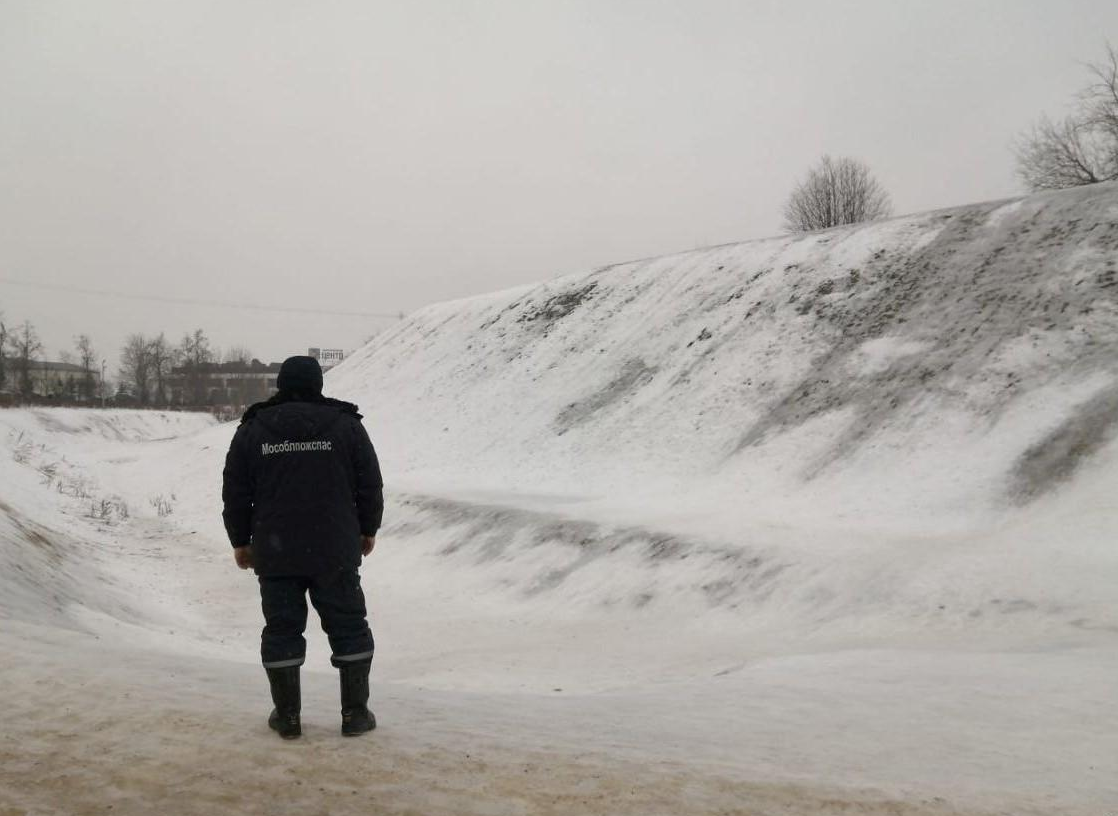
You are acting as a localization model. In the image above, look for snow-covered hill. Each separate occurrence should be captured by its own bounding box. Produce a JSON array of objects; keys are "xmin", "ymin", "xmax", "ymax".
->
[{"xmin": 334, "ymin": 183, "xmax": 1118, "ymax": 527}]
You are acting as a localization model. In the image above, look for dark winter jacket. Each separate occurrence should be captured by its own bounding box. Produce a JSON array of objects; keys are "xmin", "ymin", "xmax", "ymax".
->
[{"xmin": 221, "ymin": 394, "xmax": 384, "ymax": 576}]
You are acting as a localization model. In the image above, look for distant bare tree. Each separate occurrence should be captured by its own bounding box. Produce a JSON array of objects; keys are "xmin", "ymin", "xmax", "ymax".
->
[
  {"xmin": 119, "ymin": 334, "xmax": 153, "ymax": 405},
  {"xmin": 783, "ymin": 155, "xmax": 892, "ymax": 232},
  {"xmin": 1016, "ymin": 42, "xmax": 1118, "ymax": 191},
  {"xmin": 147, "ymin": 333, "xmax": 176, "ymax": 405},
  {"xmin": 177, "ymin": 328, "xmax": 214, "ymax": 404},
  {"xmin": 7, "ymin": 320, "xmax": 43, "ymax": 397},
  {"xmin": 74, "ymin": 334, "xmax": 98, "ymax": 400},
  {"xmin": 223, "ymin": 345, "xmax": 255, "ymax": 365}
]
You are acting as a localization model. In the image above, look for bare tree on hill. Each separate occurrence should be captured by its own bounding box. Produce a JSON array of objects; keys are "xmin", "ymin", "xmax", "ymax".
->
[
  {"xmin": 782, "ymin": 155, "xmax": 892, "ymax": 233},
  {"xmin": 1016, "ymin": 42, "xmax": 1118, "ymax": 191}
]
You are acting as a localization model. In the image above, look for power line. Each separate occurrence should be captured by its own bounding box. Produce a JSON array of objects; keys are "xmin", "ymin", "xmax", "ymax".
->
[{"xmin": 0, "ymin": 277, "xmax": 403, "ymax": 320}]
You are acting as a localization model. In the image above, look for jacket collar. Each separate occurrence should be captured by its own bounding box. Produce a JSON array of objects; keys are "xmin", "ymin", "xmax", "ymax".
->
[{"xmin": 240, "ymin": 391, "xmax": 362, "ymax": 424}]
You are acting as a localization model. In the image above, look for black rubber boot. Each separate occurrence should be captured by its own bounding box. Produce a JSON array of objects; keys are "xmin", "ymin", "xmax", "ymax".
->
[
  {"xmin": 266, "ymin": 666, "xmax": 302, "ymax": 740},
  {"xmin": 339, "ymin": 659, "xmax": 376, "ymax": 736}
]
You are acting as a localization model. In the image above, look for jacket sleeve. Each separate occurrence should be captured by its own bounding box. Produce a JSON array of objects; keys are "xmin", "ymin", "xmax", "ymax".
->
[
  {"xmin": 352, "ymin": 418, "xmax": 384, "ymax": 535},
  {"xmin": 221, "ymin": 423, "xmax": 254, "ymax": 547}
]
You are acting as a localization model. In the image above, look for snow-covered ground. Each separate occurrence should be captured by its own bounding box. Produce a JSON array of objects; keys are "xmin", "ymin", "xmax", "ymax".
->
[{"xmin": 3, "ymin": 184, "xmax": 1118, "ymax": 815}]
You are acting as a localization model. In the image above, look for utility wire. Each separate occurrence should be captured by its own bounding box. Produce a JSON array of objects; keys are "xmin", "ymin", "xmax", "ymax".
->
[{"xmin": 0, "ymin": 277, "xmax": 402, "ymax": 320}]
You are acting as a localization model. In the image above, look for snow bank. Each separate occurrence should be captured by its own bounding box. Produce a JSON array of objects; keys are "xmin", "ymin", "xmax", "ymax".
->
[{"xmin": 0, "ymin": 408, "xmax": 216, "ymax": 625}]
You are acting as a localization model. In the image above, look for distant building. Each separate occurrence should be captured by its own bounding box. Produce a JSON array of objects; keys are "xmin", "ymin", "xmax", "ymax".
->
[
  {"xmin": 167, "ymin": 359, "xmax": 283, "ymax": 410},
  {"xmin": 0, "ymin": 358, "xmax": 102, "ymax": 399}
]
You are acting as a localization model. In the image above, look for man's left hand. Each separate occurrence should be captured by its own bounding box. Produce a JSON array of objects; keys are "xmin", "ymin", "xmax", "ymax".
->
[{"xmin": 233, "ymin": 545, "xmax": 253, "ymax": 570}]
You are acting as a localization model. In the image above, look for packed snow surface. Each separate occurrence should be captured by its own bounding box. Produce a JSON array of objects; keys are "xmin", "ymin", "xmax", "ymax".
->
[{"xmin": 3, "ymin": 184, "xmax": 1118, "ymax": 815}]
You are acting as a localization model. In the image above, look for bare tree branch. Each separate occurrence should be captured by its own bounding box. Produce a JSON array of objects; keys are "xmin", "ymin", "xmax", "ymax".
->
[{"xmin": 1017, "ymin": 42, "xmax": 1118, "ymax": 191}]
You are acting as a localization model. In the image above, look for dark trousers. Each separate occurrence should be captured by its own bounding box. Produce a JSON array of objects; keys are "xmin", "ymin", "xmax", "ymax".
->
[{"xmin": 258, "ymin": 569, "xmax": 374, "ymax": 669}]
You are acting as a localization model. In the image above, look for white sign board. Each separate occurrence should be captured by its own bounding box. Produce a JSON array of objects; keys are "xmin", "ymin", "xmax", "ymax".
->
[{"xmin": 308, "ymin": 348, "xmax": 345, "ymax": 367}]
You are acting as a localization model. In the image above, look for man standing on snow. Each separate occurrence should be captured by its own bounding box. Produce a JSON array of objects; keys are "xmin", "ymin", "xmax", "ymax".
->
[{"xmin": 221, "ymin": 355, "xmax": 383, "ymax": 739}]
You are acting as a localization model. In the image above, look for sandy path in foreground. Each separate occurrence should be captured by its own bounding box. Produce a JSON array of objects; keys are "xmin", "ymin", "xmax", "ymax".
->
[{"xmin": 2, "ymin": 623, "xmax": 1036, "ymax": 816}]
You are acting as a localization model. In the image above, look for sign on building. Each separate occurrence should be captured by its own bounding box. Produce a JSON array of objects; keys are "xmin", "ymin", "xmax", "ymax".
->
[{"xmin": 308, "ymin": 348, "xmax": 345, "ymax": 367}]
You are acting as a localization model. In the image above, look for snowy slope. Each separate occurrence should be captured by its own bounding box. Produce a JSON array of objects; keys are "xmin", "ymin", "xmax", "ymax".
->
[{"xmin": 333, "ymin": 183, "xmax": 1118, "ymax": 526}]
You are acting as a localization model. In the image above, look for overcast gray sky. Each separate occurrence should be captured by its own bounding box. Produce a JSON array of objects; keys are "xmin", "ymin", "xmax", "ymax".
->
[{"xmin": 1, "ymin": 0, "xmax": 1116, "ymax": 368}]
